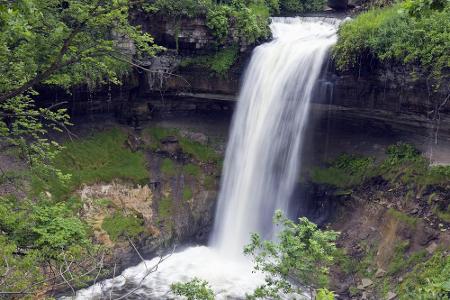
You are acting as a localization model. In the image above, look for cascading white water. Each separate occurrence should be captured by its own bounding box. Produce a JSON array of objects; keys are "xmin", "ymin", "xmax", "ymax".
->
[
  {"xmin": 68, "ymin": 17, "xmax": 339, "ymax": 300},
  {"xmin": 211, "ymin": 17, "xmax": 339, "ymax": 256}
]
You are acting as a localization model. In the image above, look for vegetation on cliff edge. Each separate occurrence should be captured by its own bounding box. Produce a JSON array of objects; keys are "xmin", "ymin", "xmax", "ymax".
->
[{"xmin": 334, "ymin": 0, "xmax": 450, "ymax": 88}]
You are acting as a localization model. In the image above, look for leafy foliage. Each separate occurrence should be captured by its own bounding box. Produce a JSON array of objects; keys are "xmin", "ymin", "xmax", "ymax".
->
[
  {"xmin": 171, "ymin": 277, "xmax": 215, "ymax": 300},
  {"xmin": 333, "ymin": 3, "xmax": 450, "ymax": 87},
  {"xmin": 280, "ymin": 0, "xmax": 325, "ymax": 13},
  {"xmin": 311, "ymin": 154, "xmax": 375, "ymax": 188},
  {"xmin": 398, "ymin": 250, "xmax": 450, "ymax": 299},
  {"xmin": 244, "ymin": 210, "xmax": 339, "ymax": 298},
  {"xmin": 402, "ymin": 0, "xmax": 448, "ymax": 17},
  {"xmin": 0, "ymin": 0, "xmax": 160, "ymax": 199},
  {"xmin": 0, "ymin": 95, "xmax": 72, "ymax": 189},
  {"xmin": 0, "ymin": 0, "xmax": 160, "ymax": 295},
  {"xmin": 181, "ymin": 47, "xmax": 239, "ymax": 76},
  {"xmin": 143, "ymin": 0, "xmax": 212, "ymax": 17},
  {"xmin": 145, "ymin": 0, "xmax": 272, "ymax": 46},
  {"xmin": 31, "ymin": 203, "xmax": 90, "ymax": 252},
  {"xmin": 0, "ymin": 0, "xmax": 160, "ymax": 96},
  {"xmin": 102, "ymin": 212, "xmax": 145, "ymax": 242},
  {"xmin": 0, "ymin": 194, "xmax": 99, "ymax": 294},
  {"xmin": 311, "ymin": 143, "xmax": 450, "ymax": 189}
]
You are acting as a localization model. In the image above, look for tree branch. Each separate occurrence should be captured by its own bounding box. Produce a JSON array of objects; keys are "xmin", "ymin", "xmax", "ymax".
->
[{"xmin": 0, "ymin": 2, "xmax": 103, "ymax": 103}]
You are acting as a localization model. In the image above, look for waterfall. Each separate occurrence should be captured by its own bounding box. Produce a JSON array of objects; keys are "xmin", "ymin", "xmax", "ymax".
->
[
  {"xmin": 211, "ymin": 17, "xmax": 338, "ymax": 256},
  {"xmin": 68, "ymin": 17, "xmax": 340, "ymax": 300}
]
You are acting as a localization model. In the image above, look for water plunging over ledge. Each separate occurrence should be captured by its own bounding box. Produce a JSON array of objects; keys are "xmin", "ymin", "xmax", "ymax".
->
[{"xmin": 68, "ymin": 17, "xmax": 340, "ymax": 300}]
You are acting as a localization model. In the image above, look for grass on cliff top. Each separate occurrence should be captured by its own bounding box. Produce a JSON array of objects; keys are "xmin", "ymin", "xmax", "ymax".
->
[
  {"xmin": 311, "ymin": 143, "xmax": 450, "ymax": 189},
  {"xmin": 144, "ymin": 126, "xmax": 220, "ymax": 163},
  {"xmin": 333, "ymin": 3, "xmax": 450, "ymax": 87},
  {"xmin": 32, "ymin": 128, "xmax": 149, "ymax": 200}
]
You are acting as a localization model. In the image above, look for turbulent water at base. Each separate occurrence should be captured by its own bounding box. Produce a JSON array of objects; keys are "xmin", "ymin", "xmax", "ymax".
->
[{"xmin": 68, "ymin": 17, "xmax": 339, "ymax": 300}]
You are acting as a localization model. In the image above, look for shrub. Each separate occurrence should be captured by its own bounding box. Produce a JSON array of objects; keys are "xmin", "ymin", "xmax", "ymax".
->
[
  {"xmin": 145, "ymin": 0, "xmax": 212, "ymax": 17},
  {"xmin": 280, "ymin": 0, "xmax": 325, "ymax": 13},
  {"xmin": 180, "ymin": 46, "xmax": 239, "ymax": 76},
  {"xmin": 102, "ymin": 212, "xmax": 144, "ymax": 242},
  {"xmin": 146, "ymin": 0, "xmax": 272, "ymax": 46},
  {"xmin": 206, "ymin": 5, "xmax": 232, "ymax": 43},
  {"xmin": 244, "ymin": 211, "xmax": 339, "ymax": 297},
  {"xmin": 398, "ymin": 250, "xmax": 450, "ymax": 299},
  {"xmin": 311, "ymin": 143, "xmax": 450, "ymax": 189},
  {"xmin": 311, "ymin": 154, "xmax": 375, "ymax": 188},
  {"xmin": 31, "ymin": 203, "xmax": 90, "ymax": 252},
  {"xmin": 171, "ymin": 278, "xmax": 215, "ymax": 300},
  {"xmin": 334, "ymin": 3, "xmax": 450, "ymax": 87}
]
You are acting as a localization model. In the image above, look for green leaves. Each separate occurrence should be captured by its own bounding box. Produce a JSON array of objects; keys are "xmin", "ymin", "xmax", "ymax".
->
[
  {"xmin": 0, "ymin": 0, "xmax": 162, "ymax": 99},
  {"xmin": 333, "ymin": 2, "xmax": 450, "ymax": 88},
  {"xmin": 171, "ymin": 278, "xmax": 215, "ymax": 300},
  {"xmin": 398, "ymin": 250, "xmax": 450, "ymax": 299},
  {"xmin": 102, "ymin": 212, "xmax": 145, "ymax": 242},
  {"xmin": 244, "ymin": 210, "xmax": 339, "ymax": 299},
  {"xmin": 31, "ymin": 202, "xmax": 89, "ymax": 252},
  {"xmin": 279, "ymin": 0, "xmax": 325, "ymax": 13}
]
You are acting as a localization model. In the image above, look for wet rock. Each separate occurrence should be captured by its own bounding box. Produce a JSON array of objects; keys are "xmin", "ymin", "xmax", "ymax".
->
[
  {"xmin": 387, "ymin": 291, "xmax": 397, "ymax": 300},
  {"xmin": 126, "ymin": 134, "xmax": 141, "ymax": 152},
  {"xmin": 160, "ymin": 136, "xmax": 181, "ymax": 154},
  {"xmin": 361, "ymin": 291, "xmax": 368, "ymax": 300},
  {"xmin": 362, "ymin": 278, "xmax": 373, "ymax": 288},
  {"xmin": 375, "ymin": 268, "xmax": 386, "ymax": 278},
  {"xmin": 160, "ymin": 136, "xmax": 178, "ymax": 144},
  {"xmin": 357, "ymin": 278, "xmax": 373, "ymax": 290},
  {"xmin": 418, "ymin": 226, "xmax": 438, "ymax": 245},
  {"xmin": 180, "ymin": 130, "xmax": 208, "ymax": 145},
  {"xmin": 426, "ymin": 242, "xmax": 438, "ymax": 254}
]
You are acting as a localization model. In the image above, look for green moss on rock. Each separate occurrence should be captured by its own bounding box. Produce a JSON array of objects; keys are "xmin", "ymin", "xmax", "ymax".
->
[{"xmin": 102, "ymin": 212, "xmax": 145, "ymax": 242}]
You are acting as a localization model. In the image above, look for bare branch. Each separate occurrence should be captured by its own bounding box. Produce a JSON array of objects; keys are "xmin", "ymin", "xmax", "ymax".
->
[
  {"xmin": 113, "ymin": 246, "xmax": 175, "ymax": 300},
  {"xmin": 109, "ymin": 262, "xmax": 117, "ymax": 300},
  {"xmin": 93, "ymin": 253, "xmax": 105, "ymax": 285},
  {"xmin": 60, "ymin": 261, "xmax": 75, "ymax": 296},
  {"xmin": 0, "ymin": 256, "xmax": 10, "ymax": 287},
  {"xmin": 127, "ymin": 237, "xmax": 148, "ymax": 271}
]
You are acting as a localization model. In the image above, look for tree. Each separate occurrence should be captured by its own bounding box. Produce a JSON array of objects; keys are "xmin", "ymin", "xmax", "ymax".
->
[
  {"xmin": 0, "ymin": 0, "xmax": 161, "ymax": 102},
  {"xmin": 0, "ymin": 0, "xmax": 162, "ymax": 177},
  {"xmin": 0, "ymin": 1, "xmax": 161, "ymax": 296},
  {"xmin": 244, "ymin": 210, "xmax": 339, "ymax": 299}
]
